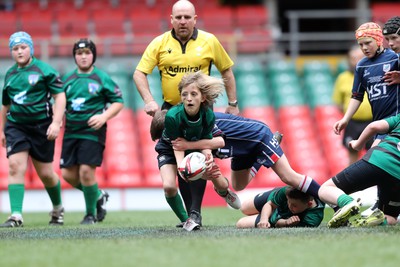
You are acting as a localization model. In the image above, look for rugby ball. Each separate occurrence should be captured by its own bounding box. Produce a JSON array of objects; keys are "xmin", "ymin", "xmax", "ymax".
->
[{"xmin": 178, "ymin": 152, "xmax": 206, "ymax": 181}]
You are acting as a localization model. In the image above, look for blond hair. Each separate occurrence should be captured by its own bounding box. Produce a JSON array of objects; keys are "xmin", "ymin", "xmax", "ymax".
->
[{"xmin": 178, "ymin": 71, "xmax": 224, "ymax": 107}]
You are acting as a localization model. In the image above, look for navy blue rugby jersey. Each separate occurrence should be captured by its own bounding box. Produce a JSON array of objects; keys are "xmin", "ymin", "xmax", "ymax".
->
[
  {"xmin": 352, "ymin": 49, "xmax": 400, "ymax": 121},
  {"xmin": 212, "ymin": 112, "xmax": 276, "ymax": 158}
]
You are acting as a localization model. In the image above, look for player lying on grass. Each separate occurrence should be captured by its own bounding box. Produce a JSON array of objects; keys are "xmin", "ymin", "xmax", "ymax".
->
[
  {"xmin": 236, "ymin": 186, "xmax": 325, "ymax": 228},
  {"xmin": 318, "ymin": 113, "xmax": 400, "ymax": 227},
  {"xmin": 152, "ymin": 71, "xmax": 240, "ymax": 231},
  {"xmin": 151, "ymin": 112, "xmax": 321, "ymax": 201}
]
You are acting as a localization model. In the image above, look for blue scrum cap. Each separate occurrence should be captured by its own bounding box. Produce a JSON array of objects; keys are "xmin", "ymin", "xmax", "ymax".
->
[{"xmin": 9, "ymin": 31, "xmax": 34, "ymax": 56}]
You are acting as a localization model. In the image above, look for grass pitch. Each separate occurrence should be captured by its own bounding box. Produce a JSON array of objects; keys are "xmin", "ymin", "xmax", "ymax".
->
[{"xmin": 0, "ymin": 208, "xmax": 399, "ymax": 267}]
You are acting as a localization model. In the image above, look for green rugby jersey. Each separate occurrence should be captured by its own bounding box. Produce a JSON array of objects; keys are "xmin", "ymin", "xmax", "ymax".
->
[
  {"xmin": 162, "ymin": 103, "xmax": 214, "ymax": 153},
  {"xmin": 268, "ymin": 186, "xmax": 325, "ymax": 227},
  {"xmin": 62, "ymin": 66, "xmax": 123, "ymax": 143},
  {"xmin": 363, "ymin": 113, "xmax": 400, "ymax": 180},
  {"xmin": 2, "ymin": 57, "xmax": 64, "ymax": 123}
]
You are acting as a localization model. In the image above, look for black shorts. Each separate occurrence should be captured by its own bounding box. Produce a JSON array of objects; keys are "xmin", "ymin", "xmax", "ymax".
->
[
  {"xmin": 253, "ymin": 187, "xmax": 282, "ymax": 212},
  {"xmin": 253, "ymin": 187, "xmax": 282, "ymax": 227},
  {"xmin": 60, "ymin": 138, "xmax": 104, "ymax": 168},
  {"xmin": 5, "ymin": 119, "xmax": 55, "ymax": 162},
  {"xmin": 155, "ymin": 138, "xmax": 177, "ymax": 169},
  {"xmin": 332, "ymin": 160, "xmax": 400, "ymax": 217},
  {"xmin": 343, "ymin": 119, "xmax": 373, "ymax": 150}
]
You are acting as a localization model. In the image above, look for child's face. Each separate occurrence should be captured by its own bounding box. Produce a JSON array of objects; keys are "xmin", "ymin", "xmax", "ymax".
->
[
  {"xmin": 287, "ymin": 198, "xmax": 309, "ymax": 214},
  {"xmin": 357, "ymin": 37, "xmax": 379, "ymax": 58},
  {"xmin": 75, "ymin": 48, "xmax": 94, "ymax": 71},
  {"xmin": 181, "ymin": 83, "xmax": 205, "ymax": 116},
  {"xmin": 385, "ymin": 33, "xmax": 400, "ymax": 53},
  {"xmin": 11, "ymin": 44, "xmax": 31, "ymax": 67}
]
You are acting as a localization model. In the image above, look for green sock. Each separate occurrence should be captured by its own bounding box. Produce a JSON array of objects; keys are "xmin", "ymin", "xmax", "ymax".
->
[
  {"xmin": 8, "ymin": 184, "xmax": 24, "ymax": 215},
  {"xmin": 381, "ymin": 218, "xmax": 388, "ymax": 226},
  {"xmin": 337, "ymin": 194, "xmax": 354, "ymax": 208},
  {"xmin": 83, "ymin": 184, "xmax": 99, "ymax": 216},
  {"xmin": 45, "ymin": 180, "xmax": 62, "ymax": 208},
  {"xmin": 76, "ymin": 183, "xmax": 102, "ymax": 199},
  {"xmin": 166, "ymin": 194, "xmax": 189, "ymax": 222}
]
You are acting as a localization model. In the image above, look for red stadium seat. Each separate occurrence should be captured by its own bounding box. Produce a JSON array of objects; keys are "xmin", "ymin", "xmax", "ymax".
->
[
  {"xmin": 129, "ymin": 9, "xmax": 164, "ymax": 35},
  {"xmin": 237, "ymin": 28, "xmax": 272, "ymax": 54},
  {"xmin": 56, "ymin": 9, "xmax": 90, "ymax": 38},
  {"xmin": 92, "ymin": 9, "xmax": 127, "ymax": 38},
  {"xmin": 277, "ymin": 106, "xmax": 330, "ymax": 181},
  {"xmin": 278, "ymin": 105, "xmax": 311, "ymax": 122},
  {"xmin": 141, "ymin": 144, "xmax": 162, "ymax": 187},
  {"xmin": 371, "ymin": 3, "xmax": 400, "ymax": 24},
  {"xmin": 313, "ymin": 105, "xmax": 349, "ymax": 176},
  {"xmin": 242, "ymin": 106, "xmax": 278, "ymax": 133},
  {"xmin": 104, "ymin": 109, "xmax": 143, "ymax": 187},
  {"xmin": 0, "ymin": 11, "xmax": 18, "ymax": 37},
  {"xmin": 0, "ymin": 151, "xmax": 10, "ymax": 190},
  {"xmin": 235, "ymin": 5, "xmax": 268, "ymax": 30},
  {"xmin": 199, "ymin": 7, "xmax": 234, "ymax": 34},
  {"xmin": 251, "ymin": 168, "xmax": 286, "ymax": 188},
  {"xmin": 19, "ymin": 10, "xmax": 53, "ymax": 39}
]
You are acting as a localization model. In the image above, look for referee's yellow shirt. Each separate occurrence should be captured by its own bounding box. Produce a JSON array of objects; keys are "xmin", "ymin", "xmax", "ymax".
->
[
  {"xmin": 136, "ymin": 28, "xmax": 234, "ymax": 105},
  {"xmin": 332, "ymin": 71, "xmax": 373, "ymax": 121}
]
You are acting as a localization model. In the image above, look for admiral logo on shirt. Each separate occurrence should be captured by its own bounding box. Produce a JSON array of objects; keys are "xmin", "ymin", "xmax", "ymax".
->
[
  {"xmin": 28, "ymin": 74, "xmax": 39, "ymax": 86},
  {"xmin": 164, "ymin": 65, "xmax": 202, "ymax": 77}
]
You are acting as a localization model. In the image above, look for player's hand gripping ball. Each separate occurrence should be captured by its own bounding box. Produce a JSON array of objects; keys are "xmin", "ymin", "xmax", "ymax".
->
[{"xmin": 178, "ymin": 152, "xmax": 206, "ymax": 181}]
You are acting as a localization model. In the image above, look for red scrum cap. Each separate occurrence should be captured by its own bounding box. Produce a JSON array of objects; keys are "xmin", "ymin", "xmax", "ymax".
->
[{"xmin": 355, "ymin": 22, "xmax": 383, "ymax": 46}]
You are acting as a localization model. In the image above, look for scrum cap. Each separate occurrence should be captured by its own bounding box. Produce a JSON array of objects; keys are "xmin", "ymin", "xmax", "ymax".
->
[
  {"xmin": 9, "ymin": 31, "xmax": 34, "ymax": 56},
  {"xmin": 355, "ymin": 22, "xmax": 383, "ymax": 46},
  {"xmin": 383, "ymin": 16, "xmax": 400, "ymax": 35},
  {"xmin": 73, "ymin": 38, "xmax": 97, "ymax": 64}
]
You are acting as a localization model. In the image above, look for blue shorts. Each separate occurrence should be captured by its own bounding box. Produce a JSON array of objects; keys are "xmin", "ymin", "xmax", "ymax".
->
[{"xmin": 230, "ymin": 131, "xmax": 283, "ymax": 171}]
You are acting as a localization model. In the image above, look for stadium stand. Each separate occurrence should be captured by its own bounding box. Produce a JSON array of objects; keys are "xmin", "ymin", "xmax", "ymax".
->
[
  {"xmin": 371, "ymin": 2, "xmax": 400, "ymax": 24},
  {"xmin": 313, "ymin": 105, "xmax": 349, "ymax": 177},
  {"xmin": 92, "ymin": 8, "xmax": 127, "ymax": 38},
  {"xmin": 104, "ymin": 109, "xmax": 143, "ymax": 188},
  {"xmin": 0, "ymin": 11, "xmax": 18, "ymax": 39}
]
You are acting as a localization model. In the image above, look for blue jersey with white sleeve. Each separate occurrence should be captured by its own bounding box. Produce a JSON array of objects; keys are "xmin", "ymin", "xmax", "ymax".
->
[{"xmin": 352, "ymin": 49, "xmax": 400, "ymax": 121}]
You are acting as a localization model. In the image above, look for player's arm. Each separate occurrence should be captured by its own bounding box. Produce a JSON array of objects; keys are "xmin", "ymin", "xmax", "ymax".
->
[
  {"xmin": 201, "ymin": 148, "xmax": 214, "ymax": 171},
  {"xmin": 88, "ymin": 102, "xmax": 124, "ymax": 130},
  {"xmin": 47, "ymin": 92, "xmax": 66, "ymax": 140},
  {"xmin": 257, "ymin": 201, "xmax": 275, "ymax": 228},
  {"xmin": 133, "ymin": 70, "xmax": 158, "ymax": 116},
  {"xmin": 383, "ymin": 70, "xmax": 400, "ymax": 85},
  {"xmin": 333, "ymin": 98, "xmax": 361, "ymax": 135},
  {"xmin": 171, "ymin": 136, "xmax": 225, "ymax": 151},
  {"xmin": 275, "ymin": 216, "xmax": 301, "ymax": 228},
  {"xmin": 349, "ymin": 119, "xmax": 390, "ymax": 151},
  {"xmin": 173, "ymin": 149, "xmax": 185, "ymax": 170},
  {"xmin": 0, "ymin": 105, "xmax": 9, "ymax": 147},
  {"xmin": 221, "ymin": 68, "xmax": 239, "ymax": 115}
]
